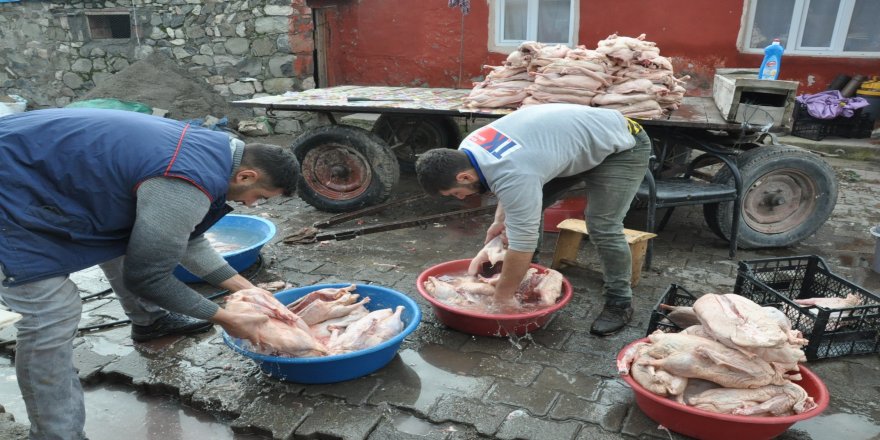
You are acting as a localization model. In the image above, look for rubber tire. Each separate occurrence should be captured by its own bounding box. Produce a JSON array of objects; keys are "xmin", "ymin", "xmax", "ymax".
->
[
  {"xmin": 292, "ymin": 125, "xmax": 400, "ymax": 213},
  {"xmin": 704, "ymin": 145, "xmax": 838, "ymax": 249},
  {"xmin": 371, "ymin": 115, "xmax": 460, "ymax": 173},
  {"xmin": 702, "ymin": 143, "xmax": 760, "ymax": 241}
]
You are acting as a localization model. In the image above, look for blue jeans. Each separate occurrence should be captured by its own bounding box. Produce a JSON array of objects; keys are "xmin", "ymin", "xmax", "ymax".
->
[{"xmin": 0, "ymin": 273, "xmax": 87, "ymax": 440}]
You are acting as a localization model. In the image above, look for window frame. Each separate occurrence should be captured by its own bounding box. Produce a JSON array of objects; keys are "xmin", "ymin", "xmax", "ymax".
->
[
  {"xmin": 741, "ymin": 0, "xmax": 879, "ymax": 57},
  {"xmin": 491, "ymin": 0, "xmax": 579, "ymax": 50},
  {"xmin": 85, "ymin": 8, "xmax": 134, "ymax": 40}
]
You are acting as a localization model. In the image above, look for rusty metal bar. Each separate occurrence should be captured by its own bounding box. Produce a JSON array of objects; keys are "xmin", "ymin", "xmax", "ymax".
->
[
  {"xmin": 312, "ymin": 204, "xmax": 497, "ymax": 242},
  {"xmin": 312, "ymin": 193, "xmax": 429, "ymax": 228}
]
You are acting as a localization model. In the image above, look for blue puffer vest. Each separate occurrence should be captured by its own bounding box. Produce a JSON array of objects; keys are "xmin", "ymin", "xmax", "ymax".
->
[{"xmin": 0, "ymin": 108, "xmax": 234, "ymax": 286}]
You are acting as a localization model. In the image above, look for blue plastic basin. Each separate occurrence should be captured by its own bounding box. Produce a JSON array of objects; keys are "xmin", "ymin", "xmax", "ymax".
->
[
  {"xmin": 223, "ymin": 283, "xmax": 422, "ymax": 384},
  {"xmin": 174, "ymin": 214, "xmax": 277, "ymax": 283}
]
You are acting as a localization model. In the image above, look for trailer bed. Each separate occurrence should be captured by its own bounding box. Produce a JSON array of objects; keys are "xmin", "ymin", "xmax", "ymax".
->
[{"xmin": 232, "ymin": 85, "xmax": 739, "ymax": 131}]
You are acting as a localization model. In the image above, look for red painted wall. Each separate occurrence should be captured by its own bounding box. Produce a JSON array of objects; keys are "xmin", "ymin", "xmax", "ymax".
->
[{"xmin": 310, "ymin": 0, "xmax": 877, "ymax": 95}]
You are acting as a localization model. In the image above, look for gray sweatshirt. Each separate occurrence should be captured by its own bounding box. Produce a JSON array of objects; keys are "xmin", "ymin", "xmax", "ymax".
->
[
  {"xmin": 459, "ymin": 104, "xmax": 635, "ymax": 252},
  {"xmin": 121, "ymin": 139, "xmax": 244, "ymax": 320}
]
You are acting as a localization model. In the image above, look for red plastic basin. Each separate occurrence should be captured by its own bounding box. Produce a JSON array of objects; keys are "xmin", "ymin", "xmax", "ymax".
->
[
  {"xmin": 543, "ymin": 196, "xmax": 587, "ymax": 232},
  {"xmin": 416, "ymin": 259, "xmax": 573, "ymax": 337},
  {"xmin": 616, "ymin": 338, "xmax": 830, "ymax": 440}
]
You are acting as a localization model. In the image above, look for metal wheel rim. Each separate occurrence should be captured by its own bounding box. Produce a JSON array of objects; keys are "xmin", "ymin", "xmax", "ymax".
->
[
  {"xmin": 382, "ymin": 117, "xmax": 445, "ymax": 163},
  {"xmin": 742, "ymin": 168, "xmax": 818, "ymax": 234},
  {"xmin": 301, "ymin": 144, "xmax": 372, "ymax": 200}
]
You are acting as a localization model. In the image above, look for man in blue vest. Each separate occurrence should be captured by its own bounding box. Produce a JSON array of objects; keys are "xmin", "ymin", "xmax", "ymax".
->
[{"xmin": 0, "ymin": 108, "xmax": 299, "ymax": 440}]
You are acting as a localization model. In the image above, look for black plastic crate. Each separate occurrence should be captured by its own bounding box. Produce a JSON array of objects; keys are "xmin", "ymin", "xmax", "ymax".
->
[
  {"xmin": 790, "ymin": 104, "xmax": 873, "ymax": 141},
  {"xmin": 790, "ymin": 104, "xmax": 832, "ymax": 140},
  {"xmin": 646, "ymin": 284, "xmax": 699, "ymax": 335},
  {"xmin": 735, "ymin": 255, "xmax": 880, "ymax": 361},
  {"xmin": 835, "ymin": 112, "xmax": 875, "ymax": 139}
]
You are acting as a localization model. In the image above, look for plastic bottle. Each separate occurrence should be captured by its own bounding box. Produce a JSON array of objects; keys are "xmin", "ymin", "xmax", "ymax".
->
[{"xmin": 758, "ymin": 39, "xmax": 784, "ymax": 80}]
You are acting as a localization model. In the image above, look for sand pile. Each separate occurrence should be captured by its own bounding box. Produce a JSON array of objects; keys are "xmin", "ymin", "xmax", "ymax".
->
[{"xmin": 79, "ymin": 51, "xmax": 249, "ymax": 122}]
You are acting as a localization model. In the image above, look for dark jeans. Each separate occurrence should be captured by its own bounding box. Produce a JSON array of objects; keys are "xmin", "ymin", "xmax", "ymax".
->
[{"xmin": 542, "ymin": 130, "xmax": 652, "ymax": 304}]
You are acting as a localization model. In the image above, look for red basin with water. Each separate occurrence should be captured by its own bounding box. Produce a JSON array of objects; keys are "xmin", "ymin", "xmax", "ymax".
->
[
  {"xmin": 617, "ymin": 338, "xmax": 830, "ymax": 440},
  {"xmin": 416, "ymin": 259, "xmax": 573, "ymax": 337}
]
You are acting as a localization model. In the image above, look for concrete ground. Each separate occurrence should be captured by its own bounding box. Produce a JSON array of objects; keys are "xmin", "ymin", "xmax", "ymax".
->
[{"xmin": 0, "ymin": 136, "xmax": 879, "ymax": 440}]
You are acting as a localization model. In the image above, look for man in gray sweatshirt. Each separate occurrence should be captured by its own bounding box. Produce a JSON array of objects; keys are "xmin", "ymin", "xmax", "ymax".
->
[
  {"xmin": 0, "ymin": 108, "xmax": 299, "ymax": 439},
  {"xmin": 416, "ymin": 104, "xmax": 651, "ymax": 336}
]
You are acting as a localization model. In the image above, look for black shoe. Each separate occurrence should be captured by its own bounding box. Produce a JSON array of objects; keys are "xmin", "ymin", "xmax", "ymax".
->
[
  {"xmin": 590, "ymin": 302, "xmax": 634, "ymax": 336},
  {"xmin": 131, "ymin": 312, "xmax": 214, "ymax": 342}
]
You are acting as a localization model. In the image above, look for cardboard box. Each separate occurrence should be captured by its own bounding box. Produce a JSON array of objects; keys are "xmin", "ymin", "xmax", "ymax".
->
[{"xmin": 713, "ymin": 68, "xmax": 798, "ymax": 129}]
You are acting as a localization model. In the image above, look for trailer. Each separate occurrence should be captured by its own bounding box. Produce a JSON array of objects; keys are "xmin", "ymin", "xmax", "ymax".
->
[{"xmin": 233, "ymin": 86, "xmax": 838, "ymax": 249}]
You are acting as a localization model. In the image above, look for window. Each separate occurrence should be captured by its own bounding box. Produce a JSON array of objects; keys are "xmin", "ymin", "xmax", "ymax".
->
[
  {"xmin": 494, "ymin": 0, "xmax": 577, "ymax": 48},
  {"xmin": 744, "ymin": 0, "xmax": 880, "ymax": 56},
  {"xmin": 86, "ymin": 11, "xmax": 132, "ymax": 39}
]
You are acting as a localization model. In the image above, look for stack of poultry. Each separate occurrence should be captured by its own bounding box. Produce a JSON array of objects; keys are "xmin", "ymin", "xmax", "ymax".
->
[
  {"xmin": 465, "ymin": 34, "xmax": 687, "ymax": 117},
  {"xmin": 465, "ymin": 42, "xmax": 570, "ymax": 109},
  {"xmin": 618, "ymin": 293, "xmax": 818, "ymax": 417},
  {"xmin": 225, "ymin": 285, "xmax": 405, "ymax": 358},
  {"xmin": 523, "ymin": 47, "xmax": 614, "ymax": 107},
  {"xmin": 591, "ymin": 33, "xmax": 688, "ymax": 117}
]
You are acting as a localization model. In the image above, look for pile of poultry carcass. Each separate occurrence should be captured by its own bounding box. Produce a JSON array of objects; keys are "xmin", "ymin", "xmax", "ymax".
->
[
  {"xmin": 224, "ymin": 285, "xmax": 405, "ymax": 358},
  {"xmin": 422, "ymin": 236, "xmax": 565, "ymax": 313},
  {"xmin": 618, "ymin": 293, "xmax": 820, "ymax": 417},
  {"xmin": 465, "ymin": 34, "xmax": 687, "ymax": 118}
]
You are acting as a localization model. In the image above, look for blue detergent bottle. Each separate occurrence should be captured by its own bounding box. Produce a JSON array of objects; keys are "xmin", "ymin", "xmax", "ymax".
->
[{"xmin": 758, "ymin": 39, "xmax": 784, "ymax": 80}]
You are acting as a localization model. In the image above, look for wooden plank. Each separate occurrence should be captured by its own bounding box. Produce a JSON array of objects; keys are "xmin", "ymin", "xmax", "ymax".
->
[
  {"xmin": 232, "ymin": 87, "xmax": 750, "ymax": 130},
  {"xmin": 231, "ymin": 85, "xmax": 514, "ymax": 117},
  {"xmin": 703, "ymin": 96, "xmax": 731, "ymax": 127},
  {"xmin": 556, "ymin": 219, "xmax": 656, "ymax": 244},
  {"xmin": 551, "ymin": 229, "xmax": 584, "ymax": 269},
  {"xmin": 630, "ymin": 240, "xmax": 648, "ymax": 287},
  {"xmin": 553, "ymin": 218, "xmax": 655, "ymax": 286},
  {"xmin": 639, "ymin": 97, "xmax": 708, "ymax": 128},
  {"xmin": 313, "ymin": 9, "xmax": 329, "ymax": 88}
]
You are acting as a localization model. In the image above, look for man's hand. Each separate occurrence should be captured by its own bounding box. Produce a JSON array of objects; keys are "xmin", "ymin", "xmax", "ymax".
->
[
  {"xmin": 490, "ymin": 249, "xmax": 533, "ymax": 313},
  {"xmin": 492, "ymin": 294, "xmax": 520, "ymax": 314},
  {"xmin": 225, "ymin": 287, "xmax": 303, "ymax": 328},
  {"xmin": 218, "ymin": 274, "xmax": 260, "ymax": 293},
  {"xmin": 211, "ymin": 305, "xmax": 269, "ymax": 346},
  {"xmin": 485, "ymin": 222, "xmax": 506, "ymax": 244}
]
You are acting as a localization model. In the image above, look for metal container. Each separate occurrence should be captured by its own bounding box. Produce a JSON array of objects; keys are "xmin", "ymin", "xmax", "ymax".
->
[{"xmin": 841, "ymin": 74, "xmax": 866, "ymax": 98}]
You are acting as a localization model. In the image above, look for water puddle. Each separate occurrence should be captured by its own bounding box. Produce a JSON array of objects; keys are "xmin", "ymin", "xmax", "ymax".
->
[
  {"xmin": 793, "ymin": 411, "xmax": 880, "ymax": 440},
  {"xmin": 390, "ymin": 413, "xmax": 437, "ymax": 436},
  {"xmin": 391, "ymin": 348, "xmax": 493, "ymax": 409},
  {"xmin": 85, "ymin": 336, "xmax": 135, "ymax": 358},
  {"xmin": 0, "ymin": 357, "xmax": 266, "ymax": 440}
]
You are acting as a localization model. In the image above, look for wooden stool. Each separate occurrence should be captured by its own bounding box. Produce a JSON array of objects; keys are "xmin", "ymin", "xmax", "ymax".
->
[{"xmin": 550, "ymin": 219, "xmax": 657, "ymax": 287}]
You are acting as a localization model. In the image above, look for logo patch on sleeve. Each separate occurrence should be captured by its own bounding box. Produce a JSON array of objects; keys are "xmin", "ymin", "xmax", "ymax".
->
[{"xmin": 466, "ymin": 126, "xmax": 521, "ymax": 159}]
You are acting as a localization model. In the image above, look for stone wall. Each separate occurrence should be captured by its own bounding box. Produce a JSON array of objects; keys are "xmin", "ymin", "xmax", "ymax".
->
[{"xmin": 0, "ymin": 0, "xmax": 315, "ymax": 133}]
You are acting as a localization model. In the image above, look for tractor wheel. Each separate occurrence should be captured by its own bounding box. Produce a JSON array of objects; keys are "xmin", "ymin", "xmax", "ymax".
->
[
  {"xmin": 292, "ymin": 125, "xmax": 399, "ymax": 213},
  {"xmin": 371, "ymin": 115, "xmax": 460, "ymax": 173},
  {"xmin": 703, "ymin": 145, "xmax": 838, "ymax": 248}
]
